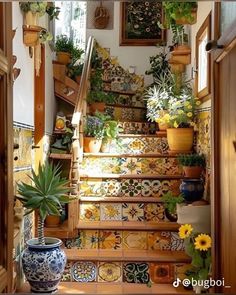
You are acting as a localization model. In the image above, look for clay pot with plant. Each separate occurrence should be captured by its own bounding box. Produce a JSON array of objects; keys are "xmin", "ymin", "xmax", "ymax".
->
[
  {"xmin": 87, "ymin": 90, "xmax": 116, "ymax": 115},
  {"xmin": 16, "ymin": 162, "xmax": 72, "ymax": 293},
  {"xmin": 178, "ymin": 153, "xmax": 206, "ymax": 178},
  {"xmin": 162, "ymin": 192, "xmax": 184, "ymax": 222},
  {"xmin": 83, "ymin": 115, "xmax": 104, "ymax": 153}
]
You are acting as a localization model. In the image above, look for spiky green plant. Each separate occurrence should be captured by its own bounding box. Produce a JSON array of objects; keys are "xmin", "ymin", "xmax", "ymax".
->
[{"xmin": 17, "ymin": 162, "xmax": 71, "ymax": 246}]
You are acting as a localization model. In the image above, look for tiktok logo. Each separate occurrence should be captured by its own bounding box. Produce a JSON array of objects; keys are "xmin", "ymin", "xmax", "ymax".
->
[{"xmin": 173, "ymin": 278, "xmax": 182, "ymax": 288}]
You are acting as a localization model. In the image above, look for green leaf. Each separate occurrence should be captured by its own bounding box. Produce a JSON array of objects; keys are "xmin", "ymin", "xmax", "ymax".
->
[{"xmin": 192, "ymin": 251, "xmax": 204, "ymax": 268}]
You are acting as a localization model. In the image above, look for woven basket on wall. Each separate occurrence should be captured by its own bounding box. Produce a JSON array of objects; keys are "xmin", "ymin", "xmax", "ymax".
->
[{"xmin": 94, "ymin": 1, "xmax": 109, "ymax": 29}]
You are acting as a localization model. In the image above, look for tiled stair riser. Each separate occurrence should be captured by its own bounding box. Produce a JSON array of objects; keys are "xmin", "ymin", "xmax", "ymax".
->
[
  {"xmin": 63, "ymin": 230, "xmax": 184, "ymax": 251},
  {"xmin": 79, "ymin": 202, "xmax": 179, "ymax": 223},
  {"xmin": 61, "ymin": 260, "xmax": 190, "ymax": 284},
  {"xmin": 105, "ymin": 106, "xmax": 146, "ymax": 122},
  {"xmin": 80, "ymin": 179, "xmax": 181, "ymax": 197},
  {"xmin": 99, "ymin": 137, "xmax": 169, "ymax": 155},
  {"xmin": 81, "ymin": 157, "xmax": 182, "ymax": 175},
  {"xmin": 119, "ymin": 122, "xmax": 156, "ymax": 134}
]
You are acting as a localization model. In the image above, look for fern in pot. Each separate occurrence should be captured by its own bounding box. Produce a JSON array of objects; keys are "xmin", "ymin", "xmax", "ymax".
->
[
  {"xmin": 162, "ymin": 192, "xmax": 184, "ymax": 222},
  {"xmin": 178, "ymin": 153, "xmax": 206, "ymax": 178},
  {"xmin": 17, "ymin": 162, "xmax": 71, "ymax": 293}
]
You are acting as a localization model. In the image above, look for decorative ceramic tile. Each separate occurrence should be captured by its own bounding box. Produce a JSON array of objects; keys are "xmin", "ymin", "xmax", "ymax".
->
[
  {"xmin": 71, "ymin": 261, "xmax": 97, "ymax": 282},
  {"xmin": 144, "ymin": 137, "xmax": 169, "ymax": 154},
  {"xmin": 61, "ymin": 261, "xmax": 74, "ymax": 282},
  {"xmin": 100, "ymin": 203, "xmax": 122, "ymax": 221},
  {"xmin": 174, "ymin": 263, "xmax": 192, "ymax": 281},
  {"xmin": 98, "ymin": 262, "xmax": 122, "ymax": 282},
  {"xmin": 63, "ymin": 231, "xmax": 99, "ymax": 249},
  {"xmin": 170, "ymin": 232, "xmax": 185, "ymax": 251},
  {"xmin": 163, "ymin": 158, "xmax": 182, "ymax": 175},
  {"xmin": 99, "ymin": 231, "xmax": 122, "ymax": 250},
  {"xmin": 123, "ymin": 231, "xmax": 147, "ymax": 250},
  {"xmin": 13, "ymin": 128, "xmax": 33, "ymax": 168},
  {"xmin": 123, "ymin": 262, "xmax": 150, "ymax": 284},
  {"xmin": 122, "ymin": 203, "xmax": 144, "ymax": 221},
  {"xmin": 121, "ymin": 179, "xmax": 142, "ymax": 197},
  {"xmin": 80, "ymin": 204, "xmax": 100, "ymax": 221},
  {"xmin": 102, "ymin": 179, "xmax": 122, "ymax": 196},
  {"xmin": 141, "ymin": 158, "xmax": 163, "ymax": 174},
  {"xmin": 147, "ymin": 232, "xmax": 171, "ymax": 251},
  {"xmin": 141, "ymin": 180, "xmax": 161, "ymax": 197},
  {"xmin": 81, "ymin": 157, "xmax": 122, "ymax": 174},
  {"xmin": 127, "ymin": 138, "xmax": 146, "ymax": 154},
  {"xmin": 149, "ymin": 263, "xmax": 174, "ymax": 284},
  {"xmin": 144, "ymin": 203, "xmax": 166, "ymax": 222},
  {"xmin": 120, "ymin": 157, "xmax": 142, "ymax": 174},
  {"xmin": 119, "ymin": 122, "xmax": 156, "ymax": 135}
]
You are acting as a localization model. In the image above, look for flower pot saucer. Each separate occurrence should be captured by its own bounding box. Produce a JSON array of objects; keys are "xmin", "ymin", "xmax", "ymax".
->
[{"xmin": 168, "ymin": 149, "xmax": 192, "ymax": 156}]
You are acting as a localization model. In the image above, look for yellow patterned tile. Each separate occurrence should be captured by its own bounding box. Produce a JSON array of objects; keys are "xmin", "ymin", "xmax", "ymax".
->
[{"xmin": 123, "ymin": 231, "xmax": 147, "ymax": 250}]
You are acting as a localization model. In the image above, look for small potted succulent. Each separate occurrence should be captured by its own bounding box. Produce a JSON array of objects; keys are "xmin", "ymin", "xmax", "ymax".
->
[
  {"xmin": 83, "ymin": 115, "xmax": 104, "ymax": 153},
  {"xmin": 162, "ymin": 192, "xmax": 184, "ymax": 222},
  {"xmin": 178, "ymin": 153, "xmax": 206, "ymax": 178},
  {"xmin": 87, "ymin": 90, "xmax": 116, "ymax": 115},
  {"xmin": 16, "ymin": 162, "xmax": 71, "ymax": 293}
]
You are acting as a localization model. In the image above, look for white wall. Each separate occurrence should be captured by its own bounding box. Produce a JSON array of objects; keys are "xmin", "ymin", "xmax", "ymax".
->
[
  {"xmin": 12, "ymin": 3, "xmax": 56, "ymax": 133},
  {"xmin": 86, "ymin": 1, "xmax": 172, "ymax": 86}
]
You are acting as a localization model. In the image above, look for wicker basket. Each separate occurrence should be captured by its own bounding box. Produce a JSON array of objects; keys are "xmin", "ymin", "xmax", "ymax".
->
[{"xmin": 94, "ymin": 2, "xmax": 109, "ymax": 29}]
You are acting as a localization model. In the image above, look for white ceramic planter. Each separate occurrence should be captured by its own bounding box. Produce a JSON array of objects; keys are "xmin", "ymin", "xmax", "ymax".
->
[{"xmin": 177, "ymin": 203, "xmax": 211, "ymax": 233}]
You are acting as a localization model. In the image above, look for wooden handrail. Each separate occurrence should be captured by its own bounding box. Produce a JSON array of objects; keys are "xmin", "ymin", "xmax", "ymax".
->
[{"xmin": 72, "ymin": 36, "xmax": 95, "ymax": 126}]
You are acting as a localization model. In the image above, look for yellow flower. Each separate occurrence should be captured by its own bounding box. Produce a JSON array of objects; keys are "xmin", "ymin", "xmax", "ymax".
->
[
  {"xmin": 188, "ymin": 105, "xmax": 193, "ymax": 109},
  {"xmin": 173, "ymin": 121, "xmax": 179, "ymax": 128},
  {"xmin": 194, "ymin": 234, "xmax": 212, "ymax": 251},
  {"xmin": 178, "ymin": 110, "xmax": 184, "ymax": 114},
  {"xmin": 179, "ymin": 224, "xmax": 193, "ymax": 239},
  {"xmin": 196, "ymin": 101, "xmax": 201, "ymax": 106},
  {"xmin": 184, "ymin": 101, "xmax": 190, "ymax": 106},
  {"xmin": 187, "ymin": 112, "xmax": 193, "ymax": 117}
]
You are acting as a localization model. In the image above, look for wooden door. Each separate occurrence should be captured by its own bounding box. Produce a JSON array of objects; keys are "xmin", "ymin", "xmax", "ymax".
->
[
  {"xmin": 0, "ymin": 2, "xmax": 14, "ymax": 292},
  {"xmin": 212, "ymin": 9, "xmax": 236, "ymax": 293}
]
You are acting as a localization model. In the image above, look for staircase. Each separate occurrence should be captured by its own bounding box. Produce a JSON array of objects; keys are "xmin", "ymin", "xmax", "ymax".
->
[{"xmin": 59, "ymin": 43, "xmax": 191, "ymax": 294}]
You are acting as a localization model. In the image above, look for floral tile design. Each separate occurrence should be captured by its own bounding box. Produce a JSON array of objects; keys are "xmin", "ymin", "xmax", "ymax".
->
[
  {"xmin": 123, "ymin": 262, "xmax": 150, "ymax": 284},
  {"xmin": 144, "ymin": 137, "xmax": 169, "ymax": 154},
  {"xmin": 98, "ymin": 262, "xmax": 122, "ymax": 282},
  {"xmin": 147, "ymin": 232, "xmax": 171, "ymax": 251},
  {"xmin": 80, "ymin": 204, "xmax": 100, "ymax": 221},
  {"xmin": 144, "ymin": 203, "xmax": 166, "ymax": 222},
  {"xmin": 119, "ymin": 122, "xmax": 156, "ymax": 135},
  {"xmin": 141, "ymin": 180, "xmax": 161, "ymax": 197},
  {"xmin": 99, "ymin": 231, "xmax": 122, "ymax": 250},
  {"xmin": 63, "ymin": 231, "xmax": 99, "ymax": 249},
  {"xmin": 127, "ymin": 139, "xmax": 146, "ymax": 154},
  {"xmin": 120, "ymin": 158, "xmax": 142, "ymax": 174},
  {"xmin": 121, "ymin": 179, "xmax": 142, "ymax": 197},
  {"xmin": 102, "ymin": 179, "xmax": 122, "ymax": 196},
  {"xmin": 61, "ymin": 261, "xmax": 74, "ymax": 282},
  {"xmin": 170, "ymin": 232, "xmax": 185, "ymax": 251},
  {"xmin": 100, "ymin": 203, "xmax": 122, "ymax": 221},
  {"xmin": 174, "ymin": 263, "xmax": 192, "ymax": 281},
  {"xmin": 164, "ymin": 158, "xmax": 182, "ymax": 175},
  {"xmin": 71, "ymin": 261, "xmax": 97, "ymax": 282},
  {"xmin": 149, "ymin": 263, "xmax": 174, "ymax": 284},
  {"xmin": 141, "ymin": 158, "xmax": 163, "ymax": 174},
  {"xmin": 123, "ymin": 231, "xmax": 147, "ymax": 250},
  {"xmin": 122, "ymin": 203, "xmax": 144, "ymax": 221},
  {"xmin": 121, "ymin": 108, "xmax": 134, "ymax": 121},
  {"xmin": 81, "ymin": 158, "xmax": 122, "ymax": 174}
]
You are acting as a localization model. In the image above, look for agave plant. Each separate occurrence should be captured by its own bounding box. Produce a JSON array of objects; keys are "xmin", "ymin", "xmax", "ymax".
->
[{"xmin": 17, "ymin": 162, "xmax": 71, "ymax": 246}]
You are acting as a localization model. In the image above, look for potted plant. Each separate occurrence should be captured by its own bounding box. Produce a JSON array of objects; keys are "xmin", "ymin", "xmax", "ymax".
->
[
  {"xmin": 16, "ymin": 162, "xmax": 71, "ymax": 293},
  {"xmin": 87, "ymin": 90, "xmax": 116, "ymax": 115},
  {"xmin": 55, "ymin": 35, "xmax": 83, "ymax": 65},
  {"xmin": 83, "ymin": 115, "xmax": 104, "ymax": 153},
  {"xmin": 162, "ymin": 192, "xmax": 184, "ymax": 222},
  {"xmin": 178, "ymin": 224, "xmax": 211, "ymax": 293},
  {"xmin": 20, "ymin": 2, "xmax": 60, "ymax": 26},
  {"xmin": 67, "ymin": 63, "xmax": 84, "ymax": 84},
  {"xmin": 178, "ymin": 154, "xmax": 206, "ymax": 178}
]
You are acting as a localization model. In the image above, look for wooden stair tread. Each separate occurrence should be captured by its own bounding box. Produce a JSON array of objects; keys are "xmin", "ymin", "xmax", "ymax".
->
[
  {"xmin": 65, "ymin": 249, "xmax": 190, "ymax": 262},
  {"xmin": 18, "ymin": 282, "xmax": 192, "ymax": 294},
  {"xmin": 79, "ymin": 196, "xmax": 165, "ymax": 203},
  {"xmin": 80, "ymin": 173, "xmax": 183, "ymax": 179},
  {"xmin": 49, "ymin": 153, "xmax": 72, "ymax": 159},
  {"xmin": 119, "ymin": 134, "xmax": 166, "ymax": 138},
  {"xmin": 83, "ymin": 153, "xmax": 174, "ymax": 158},
  {"xmin": 77, "ymin": 220, "xmax": 180, "ymax": 231}
]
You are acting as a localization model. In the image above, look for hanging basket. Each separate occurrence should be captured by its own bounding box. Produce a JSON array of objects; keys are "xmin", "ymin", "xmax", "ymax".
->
[
  {"xmin": 23, "ymin": 25, "xmax": 42, "ymax": 47},
  {"xmin": 94, "ymin": 2, "xmax": 109, "ymax": 29}
]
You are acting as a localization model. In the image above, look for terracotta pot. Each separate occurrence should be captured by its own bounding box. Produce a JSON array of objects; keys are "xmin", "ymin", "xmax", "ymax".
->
[
  {"xmin": 84, "ymin": 137, "xmax": 102, "ymax": 153},
  {"xmin": 90, "ymin": 102, "xmax": 106, "ymax": 115},
  {"xmin": 183, "ymin": 166, "xmax": 203, "ymax": 178},
  {"xmin": 24, "ymin": 11, "xmax": 39, "ymax": 26},
  {"xmin": 45, "ymin": 215, "xmax": 61, "ymax": 228},
  {"xmin": 57, "ymin": 52, "xmax": 71, "ymax": 65},
  {"xmin": 167, "ymin": 128, "xmax": 194, "ymax": 153},
  {"xmin": 23, "ymin": 27, "xmax": 40, "ymax": 47},
  {"xmin": 75, "ymin": 75, "xmax": 81, "ymax": 84}
]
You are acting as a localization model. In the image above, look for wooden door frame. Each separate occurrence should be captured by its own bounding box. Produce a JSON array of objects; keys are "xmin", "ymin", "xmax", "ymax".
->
[
  {"xmin": 212, "ymin": 3, "xmax": 236, "ymax": 291},
  {"xmin": 0, "ymin": 2, "xmax": 13, "ymax": 292}
]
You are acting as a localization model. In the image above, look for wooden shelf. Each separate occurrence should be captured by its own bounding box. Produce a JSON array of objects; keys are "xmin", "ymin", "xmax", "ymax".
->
[
  {"xmin": 119, "ymin": 134, "xmax": 166, "ymax": 138},
  {"xmin": 18, "ymin": 282, "xmax": 192, "ymax": 294},
  {"xmin": 49, "ymin": 153, "xmax": 72, "ymax": 160},
  {"xmin": 65, "ymin": 249, "xmax": 190, "ymax": 263},
  {"xmin": 80, "ymin": 173, "xmax": 183, "ymax": 180},
  {"xmin": 83, "ymin": 153, "xmax": 174, "ymax": 158},
  {"xmin": 44, "ymin": 222, "xmax": 77, "ymax": 239},
  {"xmin": 77, "ymin": 220, "xmax": 180, "ymax": 231},
  {"xmin": 79, "ymin": 196, "xmax": 164, "ymax": 203}
]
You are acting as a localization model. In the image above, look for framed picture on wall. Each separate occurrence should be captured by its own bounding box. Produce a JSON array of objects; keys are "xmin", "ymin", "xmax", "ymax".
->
[
  {"xmin": 120, "ymin": 2, "xmax": 166, "ymax": 46},
  {"xmin": 195, "ymin": 13, "xmax": 211, "ymax": 100}
]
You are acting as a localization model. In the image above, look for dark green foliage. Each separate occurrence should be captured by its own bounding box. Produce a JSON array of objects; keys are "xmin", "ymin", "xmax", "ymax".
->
[
  {"xmin": 87, "ymin": 90, "xmax": 116, "ymax": 104},
  {"xmin": 162, "ymin": 192, "xmax": 184, "ymax": 214},
  {"xmin": 178, "ymin": 154, "xmax": 206, "ymax": 167}
]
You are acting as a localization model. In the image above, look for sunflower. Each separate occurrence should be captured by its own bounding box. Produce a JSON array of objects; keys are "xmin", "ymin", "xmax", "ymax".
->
[
  {"xmin": 194, "ymin": 234, "xmax": 212, "ymax": 251},
  {"xmin": 179, "ymin": 224, "xmax": 193, "ymax": 239}
]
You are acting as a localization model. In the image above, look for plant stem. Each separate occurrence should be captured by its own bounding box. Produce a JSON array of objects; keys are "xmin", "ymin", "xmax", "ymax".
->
[{"xmin": 38, "ymin": 216, "xmax": 45, "ymax": 245}]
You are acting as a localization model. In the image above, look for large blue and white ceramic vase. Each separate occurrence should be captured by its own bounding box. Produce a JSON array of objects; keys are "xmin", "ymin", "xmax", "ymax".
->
[
  {"xmin": 22, "ymin": 237, "xmax": 66, "ymax": 293},
  {"xmin": 180, "ymin": 179, "xmax": 204, "ymax": 202}
]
